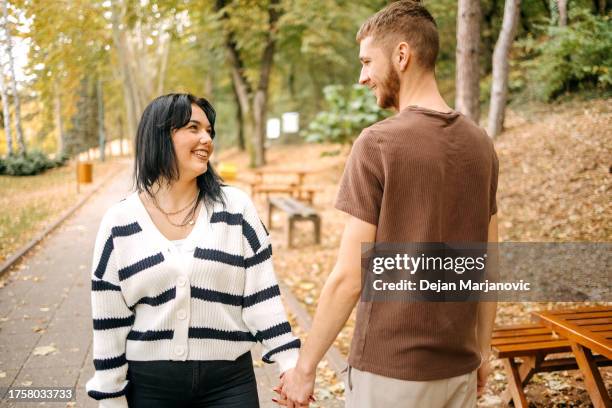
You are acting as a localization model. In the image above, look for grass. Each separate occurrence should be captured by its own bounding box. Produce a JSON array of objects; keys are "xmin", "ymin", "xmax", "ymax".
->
[{"xmin": 0, "ymin": 157, "xmax": 128, "ymax": 263}]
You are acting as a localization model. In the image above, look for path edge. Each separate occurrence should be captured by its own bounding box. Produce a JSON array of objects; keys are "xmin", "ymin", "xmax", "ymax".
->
[{"xmin": 0, "ymin": 161, "xmax": 128, "ymax": 278}]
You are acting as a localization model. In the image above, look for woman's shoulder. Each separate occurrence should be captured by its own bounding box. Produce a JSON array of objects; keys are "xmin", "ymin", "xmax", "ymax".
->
[
  {"xmin": 99, "ymin": 192, "xmax": 140, "ymax": 230},
  {"xmin": 219, "ymin": 185, "xmax": 253, "ymax": 210}
]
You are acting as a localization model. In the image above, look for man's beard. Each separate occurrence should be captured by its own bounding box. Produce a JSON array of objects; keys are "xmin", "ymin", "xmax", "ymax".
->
[{"xmin": 378, "ymin": 65, "xmax": 400, "ymax": 110}]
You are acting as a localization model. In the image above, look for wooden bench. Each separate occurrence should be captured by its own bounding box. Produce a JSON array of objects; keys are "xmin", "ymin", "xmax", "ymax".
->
[
  {"xmin": 492, "ymin": 323, "xmax": 612, "ymax": 407},
  {"xmin": 267, "ymin": 197, "xmax": 321, "ymax": 248}
]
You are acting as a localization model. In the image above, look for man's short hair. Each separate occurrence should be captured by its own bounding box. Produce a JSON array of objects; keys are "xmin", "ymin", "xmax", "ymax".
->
[{"xmin": 356, "ymin": 0, "xmax": 439, "ymax": 71}]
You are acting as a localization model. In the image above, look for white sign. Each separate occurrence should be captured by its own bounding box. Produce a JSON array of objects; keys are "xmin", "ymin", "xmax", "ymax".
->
[
  {"xmin": 266, "ymin": 118, "xmax": 281, "ymax": 139},
  {"xmin": 282, "ymin": 112, "xmax": 299, "ymax": 133}
]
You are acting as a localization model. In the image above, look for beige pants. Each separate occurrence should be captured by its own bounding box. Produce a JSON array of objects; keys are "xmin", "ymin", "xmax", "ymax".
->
[{"xmin": 344, "ymin": 366, "xmax": 477, "ymax": 408}]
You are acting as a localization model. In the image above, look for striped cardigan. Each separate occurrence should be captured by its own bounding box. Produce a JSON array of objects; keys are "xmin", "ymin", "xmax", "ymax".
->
[{"xmin": 86, "ymin": 187, "xmax": 300, "ymax": 407}]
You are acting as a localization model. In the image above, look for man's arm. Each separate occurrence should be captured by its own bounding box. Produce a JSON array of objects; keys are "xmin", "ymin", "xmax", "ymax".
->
[
  {"xmin": 476, "ymin": 214, "xmax": 498, "ymax": 395},
  {"xmin": 278, "ymin": 215, "xmax": 376, "ymax": 406}
]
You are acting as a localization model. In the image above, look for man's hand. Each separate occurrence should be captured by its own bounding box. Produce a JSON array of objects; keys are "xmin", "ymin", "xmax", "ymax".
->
[
  {"xmin": 272, "ymin": 215, "xmax": 374, "ymax": 407},
  {"xmin": 275, "ymin": 367, "xmax": 316, "ymax": 408},
  {"xmin": 477, "ymin": 358, "xmax": 492, "ymax": 396}
]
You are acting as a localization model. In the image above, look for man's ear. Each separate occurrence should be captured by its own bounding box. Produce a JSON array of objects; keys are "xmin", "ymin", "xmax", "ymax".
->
[{"xmin": 397, "ymin": 42, "xmax": 411, "ymax": 72}]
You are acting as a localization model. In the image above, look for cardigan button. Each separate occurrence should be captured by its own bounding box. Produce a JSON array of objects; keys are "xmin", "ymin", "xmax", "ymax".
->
[
  {"xmin": 177, "ymin": 277, "xmax": 187, "ymax": 287},
  {"xmin": 175, "ymin": 346, "xmax": 185, "ymax": 356},
  {"xmin": 177, "ymin": 310, "xmax": 187, "ymax": 320}
]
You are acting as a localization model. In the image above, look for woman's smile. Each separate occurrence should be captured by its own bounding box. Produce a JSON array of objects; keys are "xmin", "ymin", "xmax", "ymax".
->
[{"xmin": 192, "ymin": 148, "xmax": 209, "ymax": 161}]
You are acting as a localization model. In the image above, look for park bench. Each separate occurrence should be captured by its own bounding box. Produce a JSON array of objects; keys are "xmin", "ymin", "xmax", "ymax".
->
[
  {"xmin": 267, "ymin": 196, "xmax": 321, "ymax": 248},
  {"xmin": 492, "ymin": 322, "xmax": 612, "ymax": 407}
]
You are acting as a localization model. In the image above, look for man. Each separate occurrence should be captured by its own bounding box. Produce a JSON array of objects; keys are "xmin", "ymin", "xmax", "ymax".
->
[{"xmin": 278, "ymin": 1, "xmax": 498, "ymax": 407}]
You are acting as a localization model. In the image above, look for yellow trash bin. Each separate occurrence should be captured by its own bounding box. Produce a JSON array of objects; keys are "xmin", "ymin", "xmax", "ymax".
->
[
  {"xmin": 218, "ymin": 162, "xmax": 237, "ymax": 181},
  {"xmin": 77, "ymin": 162, "xmax": 93, "ymax": 184}
]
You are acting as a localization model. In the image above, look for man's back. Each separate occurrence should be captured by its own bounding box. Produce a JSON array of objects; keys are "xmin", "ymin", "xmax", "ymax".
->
[{"xmin": 335, "ymin": 105, "xmax": 499, "ymax": 381}]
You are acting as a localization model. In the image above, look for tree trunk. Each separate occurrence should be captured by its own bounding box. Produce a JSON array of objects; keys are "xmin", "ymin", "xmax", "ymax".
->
[
  {"xmin": 216, "ymin": 0, "xmax": 281, "ymax": 167},
  {"xmin": 251, "ymin": 0, "xmax": 281, "ymax": 166},
  {"xmin": 227, "ymin": 52, "xmax": 254, "ymax": 161},
  {"xmin": 156, "ymin": 34, "xmax": 170, "ymax": 96},
  {"xmin": 487, "ymin": 0, "xmax": 521, "ymax": 138},
  {"xmin": 97, "ymin": 78, "xmax": 106, "ymax": 161},
  {"xmin": 118, "ymin": 115, "xmax": 125, "ymax": 156},
  {"xmin": 111, "ymin": 0, "xmax": 139, "ymax": 139},
  {"xmin": 231, "ymin": 80, "xmax": 245, "ymax": 151},
  {"xmin": 217, "ymin": 0, "xmax": 255, "ymax": 163},
  {"xmin": 252, "ymin": 89, "xmax": 266, "ymax": 167},
  {"xmin": 0, "ymin": 67, "xmax": 12, "ymax": 156},
  {"xmin": 125, "ymin": 33, "xmax": 148, "ymax": 114},
  {"xmin": 558, "ymin": 0, "xmax": 568, "ymax": 25},
  {"xmin": 1, "ymin": 0, "xmax": 25, "ymax": 153},
  {"xmin": 54, "ymin": 84, "xmax": 65, "ymax": 156},
  {"xmin": 455, "ymin": 0, "xmax": 482, "ymax": 123},
  {"xmin": 597, "ymin": 0, "xmax": 606, "ymax": 14}
]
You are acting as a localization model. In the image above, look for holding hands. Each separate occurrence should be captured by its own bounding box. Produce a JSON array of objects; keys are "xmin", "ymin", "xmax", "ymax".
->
[{"xmin": 273, "ymin": 365, "xmax": 316, "ymax": 407}]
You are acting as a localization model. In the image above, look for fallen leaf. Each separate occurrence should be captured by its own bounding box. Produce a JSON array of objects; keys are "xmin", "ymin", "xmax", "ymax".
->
[{"xmin": 33, "ymin": 345, "xmax": 58, "ymax": 356}]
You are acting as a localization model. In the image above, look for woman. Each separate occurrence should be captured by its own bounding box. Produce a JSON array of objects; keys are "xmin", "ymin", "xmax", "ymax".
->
[{"xmin": 86, "ymin": 93, "xmax": 300, "ymax": 407}]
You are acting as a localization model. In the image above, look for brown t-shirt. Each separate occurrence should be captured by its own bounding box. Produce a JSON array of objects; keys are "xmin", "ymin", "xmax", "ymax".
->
[{"xmin": 335, "ymin": 105, "xmax": 499, "ymax": 381}]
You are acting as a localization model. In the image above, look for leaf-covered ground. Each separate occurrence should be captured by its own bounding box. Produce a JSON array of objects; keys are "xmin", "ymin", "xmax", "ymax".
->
[{"xmin": 0, "ymin": 158, "xmax": 128, "ymax": 264}]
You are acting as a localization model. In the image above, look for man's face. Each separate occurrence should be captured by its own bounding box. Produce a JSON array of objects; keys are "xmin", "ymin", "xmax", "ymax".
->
[{"xmin": 358, "ymin": 36, "xmax": 400, "ymax": 110}]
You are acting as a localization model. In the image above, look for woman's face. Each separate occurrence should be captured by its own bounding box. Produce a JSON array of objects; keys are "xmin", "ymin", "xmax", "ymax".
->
[{"xmin": 171, "ymin": 104, "xmax": 214, "ymax": 180}]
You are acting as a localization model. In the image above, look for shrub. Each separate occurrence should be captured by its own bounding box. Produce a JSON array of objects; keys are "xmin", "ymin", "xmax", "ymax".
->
[
  {"xmin": 303, "ymin": 84, "xmax": 388, "ymax": 145},
  {"xmin": 1, "ymin": 150, "xmax": 66, "ymax": 176},
  {"xmin": 523, "ymin": 9, "xmax": 611, "ymax": 101}
]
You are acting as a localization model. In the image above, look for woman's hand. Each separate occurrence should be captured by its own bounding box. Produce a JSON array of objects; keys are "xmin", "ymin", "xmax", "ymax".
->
[{"xmin": 273, "ymin": 368, "xmax": 316, "ymax": 408}]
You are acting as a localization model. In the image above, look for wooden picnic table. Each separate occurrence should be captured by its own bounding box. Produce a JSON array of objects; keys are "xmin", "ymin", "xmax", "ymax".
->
[
  {"xmin": 251, "ymin": 169, "xmax": 308, "ymax": 184},
  {"xmin": 248, "ymin": 169, "xmax": 318, "ymax": 204},
  {"xmin": 534, "ymin": 305, "xmax": 612, "ymax": 408}
]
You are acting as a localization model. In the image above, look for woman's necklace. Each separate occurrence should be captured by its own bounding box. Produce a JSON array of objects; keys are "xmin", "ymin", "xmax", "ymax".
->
[
  {"xmin": 151, "ymin": 194, "xmax": 198, "ymax": 216},
  {"xmin": 150, "ymin": 193, "xmax": 199, "ymax": 227}
]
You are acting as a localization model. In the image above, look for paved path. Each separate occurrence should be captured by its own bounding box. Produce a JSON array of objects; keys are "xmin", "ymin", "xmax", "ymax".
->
[{"xmin": 0, "ymin": 165, "xmax": 280, "ymax": 407}]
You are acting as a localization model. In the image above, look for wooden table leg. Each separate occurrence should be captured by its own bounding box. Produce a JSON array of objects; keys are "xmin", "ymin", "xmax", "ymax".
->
[
  {"xmin": 501, "ymin": 355, "xmax": 540, "ymax": 406},
  {"xmin": 267, "ymin": 201, "xmax": 274, "ymax": 229},
  {"xmin": 313, "ymin": 216, "xmax": 321, "ymax": 244},
  {"xmin": 571, "ymin": 342, "xmax": 612, "ymax": 408},
  {"xmin": 306, "ymin": 191, "xmax": 314, "ymax": 204},
  {"xmin": 286, "ymin": 215, "xmax": 294, "ymax": 248},
  {"xmin": 502, "ymin": 358, "xmax": 529, "ymax": 408}
]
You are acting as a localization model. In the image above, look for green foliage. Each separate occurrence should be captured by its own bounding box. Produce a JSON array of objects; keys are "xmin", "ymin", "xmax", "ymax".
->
[
  {"xmin": 522, "ymin": 9, "xmax": 612, "ymax": 101},
  {"xmin": 0, "ymin": 150, "xmax": 67, "ymax": 176},
  {"xmin": 303, "ymin": 84, "xmax": 387, "ymax": 145}
]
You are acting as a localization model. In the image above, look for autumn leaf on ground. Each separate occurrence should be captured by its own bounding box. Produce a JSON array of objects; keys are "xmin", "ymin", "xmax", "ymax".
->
[{"xmin": 33, "ymin": 344, "xmax": 58, "ymax": 356}]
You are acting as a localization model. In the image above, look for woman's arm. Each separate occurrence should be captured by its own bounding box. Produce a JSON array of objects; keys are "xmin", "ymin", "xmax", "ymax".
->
[
  {"xmin": 240, "ymin": 198, "xmax": 300, "ymax": 373},
  {"xmin": 86, "ymin": 213, "xmax": 134, "ymax": 408}
]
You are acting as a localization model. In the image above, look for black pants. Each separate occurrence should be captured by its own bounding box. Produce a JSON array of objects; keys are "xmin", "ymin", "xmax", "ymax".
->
[{"xmin": 126, "ymin": 351, "xmax": 260, "ymax": 408}]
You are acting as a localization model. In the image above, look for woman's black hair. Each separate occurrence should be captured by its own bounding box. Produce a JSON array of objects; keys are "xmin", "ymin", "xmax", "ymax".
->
[{"xmin": 133, "ymin": 93, "xmax": 225, "ymax": 206}]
